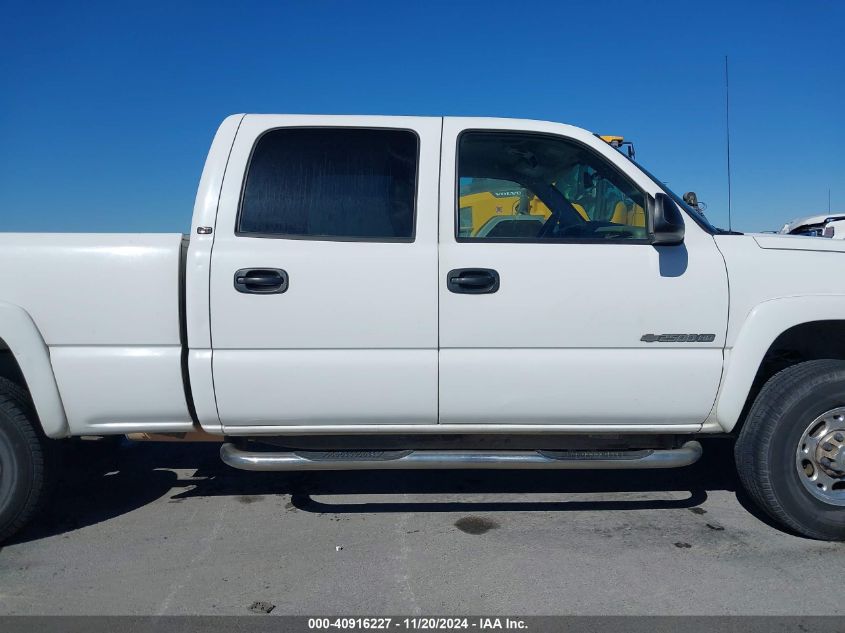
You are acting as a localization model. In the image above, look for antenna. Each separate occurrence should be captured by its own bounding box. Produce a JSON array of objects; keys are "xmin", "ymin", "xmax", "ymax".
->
[
  {"xmin": 829, "ymin": 188, "xmax": 832, "ymax": 214},
  {"xmin": 725, "ymin": 55, "xmax": 733, "ymax": 231}
]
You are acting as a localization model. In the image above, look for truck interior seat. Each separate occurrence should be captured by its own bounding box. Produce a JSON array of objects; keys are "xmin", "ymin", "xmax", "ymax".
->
[{"xmin": 610, "ymin": 201, "xmax": 646, "ymax": 227}]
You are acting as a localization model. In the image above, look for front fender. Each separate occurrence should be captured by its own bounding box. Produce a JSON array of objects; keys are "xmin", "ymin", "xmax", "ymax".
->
[
  {"xmin": 0, "ymin": 302, "xmax": 69, "ymax": 438},
  {"xmin": 715, "ymin": 295, "xmax": 845, "ymax": 432}
]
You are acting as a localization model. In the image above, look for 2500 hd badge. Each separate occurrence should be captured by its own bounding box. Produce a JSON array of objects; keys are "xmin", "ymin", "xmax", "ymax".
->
[{"xmin": 640, "ymin": 333, "xmax": 717, "ymax": 343}]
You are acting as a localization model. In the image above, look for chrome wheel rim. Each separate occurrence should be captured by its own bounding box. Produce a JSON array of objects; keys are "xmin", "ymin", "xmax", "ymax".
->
[{"xmin": 796, "ymin": 407, "xmax": 845, "ymax": 506}]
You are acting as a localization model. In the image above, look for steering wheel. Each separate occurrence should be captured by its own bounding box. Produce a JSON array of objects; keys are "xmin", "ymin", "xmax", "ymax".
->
[{"xmin": 537, "ymin": 208, "xmax": 587, "ymax": 239}]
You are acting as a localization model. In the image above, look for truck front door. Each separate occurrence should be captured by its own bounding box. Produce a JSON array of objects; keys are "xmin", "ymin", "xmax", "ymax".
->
[
  {"xmin": 209, "ymin": 115, "xmax": 440, "ymax": 431},
  {"xmin": 437, "ymin": 118, "xmax": 728, "ymax": 429}
]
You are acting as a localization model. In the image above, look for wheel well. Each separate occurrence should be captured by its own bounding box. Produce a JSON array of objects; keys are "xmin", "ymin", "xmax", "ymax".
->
[
  {"xmin": 0, "ymin": 338, "xmax": 27, "ymax": 389},
  {"xmin": 735, "ymin": 320, "xmax": 845, "ymax": 433}
]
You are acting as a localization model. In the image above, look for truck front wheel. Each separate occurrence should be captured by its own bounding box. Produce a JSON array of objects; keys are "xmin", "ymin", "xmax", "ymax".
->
[
  {"xmin": 736, "ymin": 360, "xmax": 845, "ymax": 540},
  {"xmin": 0, "ymin": 377, "xmax": 54, "ymax": 543}
]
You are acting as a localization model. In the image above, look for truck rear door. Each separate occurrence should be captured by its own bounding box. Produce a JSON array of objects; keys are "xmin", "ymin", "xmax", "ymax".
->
[{"xmin": 209, "ymin": 115, "xmax": 440, "ymax": 431}]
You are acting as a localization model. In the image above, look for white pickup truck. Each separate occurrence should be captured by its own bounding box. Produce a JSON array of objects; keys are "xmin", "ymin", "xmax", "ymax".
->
[{"xmin": 2, "ymin": 115, "xmax": 845, "ymax": 542}]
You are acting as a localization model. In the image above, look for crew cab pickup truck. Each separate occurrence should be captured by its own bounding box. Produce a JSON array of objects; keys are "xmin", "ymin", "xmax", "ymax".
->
[{"xmin": 3, "ymin": 115, "xmax": 845, "ymax": 542}]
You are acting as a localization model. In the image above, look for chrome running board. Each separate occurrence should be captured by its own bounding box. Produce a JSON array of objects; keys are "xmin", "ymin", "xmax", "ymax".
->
[{"xmin": 220, "ymin": 441, "xmax": 702, "ymax": 471}]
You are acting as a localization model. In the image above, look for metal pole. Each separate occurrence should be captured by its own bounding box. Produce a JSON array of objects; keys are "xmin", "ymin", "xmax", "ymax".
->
[{"xmin": 725, "ymin": 55, "xmax": 733, "ymax": 232}]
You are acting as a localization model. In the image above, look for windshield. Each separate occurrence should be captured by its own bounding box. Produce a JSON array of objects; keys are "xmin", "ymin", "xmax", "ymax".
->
[{"xmin": 606, "ymin": 141, "xmax": 736, "ymax": 235}]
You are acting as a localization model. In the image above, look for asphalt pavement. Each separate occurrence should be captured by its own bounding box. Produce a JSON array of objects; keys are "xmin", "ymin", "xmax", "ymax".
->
[{"xmin": 1, "ymin": 437, "xmax": 843, "ymax": 615}]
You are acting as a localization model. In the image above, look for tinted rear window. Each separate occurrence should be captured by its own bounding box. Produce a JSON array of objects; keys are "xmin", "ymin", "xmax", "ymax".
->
[{"xmin": 238, "ymin": 128, "xmax": 418, "ymax": 240}]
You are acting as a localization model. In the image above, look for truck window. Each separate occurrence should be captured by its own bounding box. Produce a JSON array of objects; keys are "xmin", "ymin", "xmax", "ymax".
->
[
  {"xmin": 457, "ymin": 131, "xmax": 648, "ymax": 242},
  {"xmin": 238, "ymin": 128, "xmax": 418, "ymax": 241}
]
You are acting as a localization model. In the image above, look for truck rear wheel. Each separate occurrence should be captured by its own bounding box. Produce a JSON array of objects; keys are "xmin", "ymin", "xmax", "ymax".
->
[
  {"xmin": 736, "ymin": 360, "xmax": 845, "ymax": 540},
  {"xmin": 0, "ymin": 377, "xmax": 54, "ymax": 543}
]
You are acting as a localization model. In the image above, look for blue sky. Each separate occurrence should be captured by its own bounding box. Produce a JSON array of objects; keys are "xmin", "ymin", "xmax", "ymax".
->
[{"xmin": 1, "ymin": 0, "xmax": 842, "ymax": 233}]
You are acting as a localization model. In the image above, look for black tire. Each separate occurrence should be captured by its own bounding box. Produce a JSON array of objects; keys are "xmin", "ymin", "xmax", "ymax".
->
[
  {"xmin": 0, "ymin": 377, "xmax": 55, "ymax": 543},
  {"xmin": 736, "ymin": 360, "xmax": 845, "ymax": 540},
  {"xmin": 1, "ymin": 376, "xmax": 35, "ymax": 412}
]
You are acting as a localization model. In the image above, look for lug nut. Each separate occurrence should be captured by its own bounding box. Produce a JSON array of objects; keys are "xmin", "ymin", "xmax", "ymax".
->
[
  {"xmin": 821, "ymin": 457, "xmax": 833, "ymax": 468},
  {"xmin": 835, "ymin": 433, "xmax": 844, "ymax": 442},
  {"xmin": 822, "ymin": 442, "xmax": 835, "ymax": 451}
]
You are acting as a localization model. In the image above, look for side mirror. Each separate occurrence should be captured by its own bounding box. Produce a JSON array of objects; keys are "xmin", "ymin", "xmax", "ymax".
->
[{"xmin": 651, "ymin": 193, "xmax": 685, "ymax": 245}]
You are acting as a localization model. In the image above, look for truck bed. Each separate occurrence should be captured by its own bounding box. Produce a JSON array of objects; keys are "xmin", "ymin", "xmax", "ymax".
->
[{"xmin": 0, "ymin": 233, "xmax": 194, "ymax": 434}]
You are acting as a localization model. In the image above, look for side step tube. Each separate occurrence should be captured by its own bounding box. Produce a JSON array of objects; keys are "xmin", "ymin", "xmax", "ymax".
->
[{"xmin": 220, "ymin": 441, "xmax": 702, "ymax": 472}]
